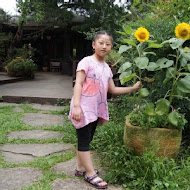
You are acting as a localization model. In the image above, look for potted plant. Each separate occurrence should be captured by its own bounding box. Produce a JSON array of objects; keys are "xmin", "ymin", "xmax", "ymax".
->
[{"xmin": 117, "ymin": 23, "xmax": 190, "ymax": 158}]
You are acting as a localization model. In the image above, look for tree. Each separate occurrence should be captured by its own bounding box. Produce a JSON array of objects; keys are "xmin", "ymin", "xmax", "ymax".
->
[
  {"xmin": 8, "ymin": 0, "xmax": 45, "ymax": 57},
  {"xmin": 0, "ymin": 9, "xmax": 12, "ymax": 63},
  {"xmin": 58, "ymin": 0, "xmax": 132, "ymax": 40}
]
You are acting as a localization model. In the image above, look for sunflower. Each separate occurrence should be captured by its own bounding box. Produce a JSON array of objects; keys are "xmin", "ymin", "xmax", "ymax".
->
[
  {"xmin": 134, "ymin": 27, "xmax": 150, "ymax": 42},
  {"xmin": 175, "ymin": 23, "xmax": 190, "ymax": 40}
]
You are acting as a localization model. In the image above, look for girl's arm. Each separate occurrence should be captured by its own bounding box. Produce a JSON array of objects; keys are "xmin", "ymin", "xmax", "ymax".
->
[
  {"xmin": 108, "ymin": 79, "xmax": 141, "ymax": 95},
  {"xmin": 72, "ymin": 70, "xmax": 86, "ymax": 121}
]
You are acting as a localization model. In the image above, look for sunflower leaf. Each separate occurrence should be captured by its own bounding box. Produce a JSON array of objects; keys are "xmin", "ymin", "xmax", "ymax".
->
[
  {"xmin": 168, "ymin": 38, "xmax": 185, "ymax": 49},
  {"xmin": 134, "ymin": 57, "xmax": 149, "ymax": 69},
  {"xmin": 119, "ymin": 45, "xmax": 132, "ymax": 54}
]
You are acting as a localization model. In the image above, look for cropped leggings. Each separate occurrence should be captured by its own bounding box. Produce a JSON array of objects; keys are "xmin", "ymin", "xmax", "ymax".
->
[{"xmin": 76, "ymin": 119, "xmax": 99, "ymax": 151}]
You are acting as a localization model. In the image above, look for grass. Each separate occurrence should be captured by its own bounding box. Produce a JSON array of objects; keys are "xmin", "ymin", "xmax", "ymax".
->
[{"xmin": 0, "ymin": 101, "xmax": 190, "ymax": 190}]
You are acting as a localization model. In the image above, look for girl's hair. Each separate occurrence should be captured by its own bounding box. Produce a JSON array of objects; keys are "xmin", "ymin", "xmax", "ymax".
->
[{"xmin": 93, "ymin": 30, "xmax": 113, "ymax": 44}]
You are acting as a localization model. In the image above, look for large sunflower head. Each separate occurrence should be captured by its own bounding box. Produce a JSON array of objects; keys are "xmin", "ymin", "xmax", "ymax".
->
[
  {"xmin": 134, "ymin": 27, "xmax": 150, "ymax": 42},
  {"xmin": 175, "ymin": 23, "xmax": 190, "ymax": 40}
]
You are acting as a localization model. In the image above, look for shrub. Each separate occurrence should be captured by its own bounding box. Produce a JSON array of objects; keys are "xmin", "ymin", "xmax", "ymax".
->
[{"xmin": 7, "ymin": 57, "xmax": 37, "ymax": 79}]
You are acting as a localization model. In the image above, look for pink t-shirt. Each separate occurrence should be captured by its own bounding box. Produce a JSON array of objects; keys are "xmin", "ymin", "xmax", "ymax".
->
[{"xmin": 68, "ymin": 56, "xmax": 113, "ymax": 129}]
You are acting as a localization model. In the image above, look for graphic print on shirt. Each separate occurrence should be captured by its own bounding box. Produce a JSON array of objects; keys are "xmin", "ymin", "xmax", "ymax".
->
[{"xmin": 81, "ymin": 61, "xmax": 110, "ymax": 120}]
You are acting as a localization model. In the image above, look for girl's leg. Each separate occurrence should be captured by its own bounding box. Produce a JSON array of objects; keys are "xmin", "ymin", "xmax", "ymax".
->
[
  {"xmin": 76, "ymin": 119, "xmax": 107, "ymax": 187},
  {"xmin": 76, "ymin": 119, "xmax": 98, "ymax": 172}
]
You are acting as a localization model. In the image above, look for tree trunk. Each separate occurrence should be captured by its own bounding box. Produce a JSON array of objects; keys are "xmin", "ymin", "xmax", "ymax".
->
[{"xmin": 8, "ymin": 21, "xmax": 24, "ymax": 58}]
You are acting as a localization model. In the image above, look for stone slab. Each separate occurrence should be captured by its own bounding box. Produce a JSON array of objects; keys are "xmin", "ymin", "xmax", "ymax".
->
[
  {"xmin": 51, "ymin": 178, "xmax": 124, "ymax": 190},
  {"xmin": 21, "ymin": 113, "xmax": 65, "ymax": 127},
  {"xmin": 0, "ymin": 143, "xmax": 74, "ymax": 157},
  {"xmin": 2, "ymin": 152, "xmax": 35, "ymax": 164},
  {"xmin": 53, "ymin": 152, "xmax": 102, "ymax": 177},
  {"xmin": 53, "ymin": 157, "xmax": 77, "ymax": 177},
  {"xmin": 31, "ymin": 103, "xmax": 65, "ymax": 111},
  {"xmin": 13, "ymin": 107, "xmax": 24, "ymax": 112},
  {"xmin": 7, "ymin": 130, "xmax": 63, "ymax": 140},
  {"xmin": 0, "ymin": 167, "xmax": 43, "ymax": 190}
]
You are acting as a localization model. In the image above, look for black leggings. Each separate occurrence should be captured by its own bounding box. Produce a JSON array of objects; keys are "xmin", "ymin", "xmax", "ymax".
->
[{"xmin": 76, "ymin": 119, "xmax": 99, "ymax": 151}]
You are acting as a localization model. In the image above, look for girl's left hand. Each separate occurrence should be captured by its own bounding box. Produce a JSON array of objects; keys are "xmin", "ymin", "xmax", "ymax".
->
[{"xmin": 133, "ymin": 81, "xmax": 142, "ymax": 91}]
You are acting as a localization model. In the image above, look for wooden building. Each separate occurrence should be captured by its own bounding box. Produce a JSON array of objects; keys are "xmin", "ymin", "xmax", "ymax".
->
[{"xmin": 2, "ymin": 20, "xmax": 92, "ymax": 75}]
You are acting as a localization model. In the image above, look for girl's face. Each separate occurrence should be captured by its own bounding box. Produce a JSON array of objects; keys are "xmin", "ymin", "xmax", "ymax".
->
[{"xmin": 92, "ymin": 34, "xmax": 113, "ymax": 61}]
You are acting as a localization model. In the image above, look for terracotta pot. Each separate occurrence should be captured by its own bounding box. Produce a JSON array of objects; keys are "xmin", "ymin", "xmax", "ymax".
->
[
  {"xmin": 42, "ymin": 66, "xmax": 49, "ymax": 72},
  {"xmin": 124, "ymin": 116, "xmax": 182, "ymax": 158}
]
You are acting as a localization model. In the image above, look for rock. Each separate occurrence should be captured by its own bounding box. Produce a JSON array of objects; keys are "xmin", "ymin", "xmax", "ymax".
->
[
  {"xmin": 7, "ymin": 130, "xmax": 63, "ymax": 140},
  {"xmin": 21, "ymin": 113, "xmax": 65, "ymax": 127},
  {"xmin": 0, "ymin": 167, "xmax": 43, "ymax": 190}
]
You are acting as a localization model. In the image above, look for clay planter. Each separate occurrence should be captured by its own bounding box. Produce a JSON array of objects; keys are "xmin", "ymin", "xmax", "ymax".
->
[
  {"xmin": 42, "ymin": 66, "xmax": 49, "ymax": 72},
  {"xmin": 124, "ymin": 116, "xmax": 182, "ymax": 158}
]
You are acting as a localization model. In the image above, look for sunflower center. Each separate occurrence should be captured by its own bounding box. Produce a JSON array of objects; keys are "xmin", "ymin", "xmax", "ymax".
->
[
  {"xmin": 179, "ymin": 28, "xmax": 188, "ymax": 37},
  {"xmin": 139, "ymin": 32, "xmax": 146, "ymax": 39}
]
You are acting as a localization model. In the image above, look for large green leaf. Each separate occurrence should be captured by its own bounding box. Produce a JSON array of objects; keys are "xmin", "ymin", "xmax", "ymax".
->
[
  {"xmin": 119, "ymin": 71, "xmax": 132, "ymax": 80},
  {"xmin": 118, "ymin": 62, "xmax": 132, "ymax": 73},
  {"xmin": 146, "ymin": 62, "xmax": 159, "ymax": 71},
  {"xmin": 168, "ymin": 38, "xmax": 185, "ymax": 49},
  {"xmin": 157, "ymin": 58, "xmax": 174, "ymax": 69},
  {"xmin": 122, "ymin": 39, "xmax": 137, "ymax": 47},
  {"xmin": 185, "ymin": 64, "xmax": 190, "ymax": 72},
  {"xmin": 148, "ymin": 42, "xmax": 163, "ymax": 49},
  {"xmin": 145, "ymin": 103, "xmax": 155, "ymax": 115},
  {"xmin": 168, "ymin": 111, "xmax": 179, "ymax": 126},
  {"xmin": 177, "ymin": 76, "xmax": 190, "ymax": 93},
  {"xmin": 119, "ymin": 45, "xmax": 132, "ymax": 54},
  {"xmin": 180, "ymin": 57, "xmax": 188, "ymax": 67},
  {"xmin": 163, "ymin": 67, "xmax": 176, "ymax": 84},
  {"xmin": 134, "ymin": 57, "xmax": 149, "ymax": 69},
  {"xmin": 155, "ymin": 98, "xmax": 170, "ymax": 115},
  {"xmin": 139, "ymin": 88, "xmax": 149, "ymax": 98},
  {"xmin": 120, "ymin": 73, "xmax": 136, "ymax": 84},
  {"xmin": 175, "ymin": 86, "xmax": 184, "ymax": 97},
  {"xmin": 180, "ymin": 48, "xmax": 190, "ymax": 60}
]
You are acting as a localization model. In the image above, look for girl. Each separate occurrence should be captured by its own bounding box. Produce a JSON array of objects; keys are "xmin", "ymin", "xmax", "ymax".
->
[{"xmin": 69, "ymin": 30, "xmax": 141, "ymax": 189}]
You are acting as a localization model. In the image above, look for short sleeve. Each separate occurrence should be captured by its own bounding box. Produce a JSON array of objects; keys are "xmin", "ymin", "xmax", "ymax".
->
[{"xmin": 76, "ymin": 57, "xmax": 89, "ymax": 75}]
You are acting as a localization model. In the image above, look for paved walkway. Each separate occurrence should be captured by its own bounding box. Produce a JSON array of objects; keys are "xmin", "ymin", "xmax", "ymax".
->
[
  {"xmin": 0, "ymin": 72, "xmax": 73, "ymax": 104},
  {"xmin": 0, "ymin": 102, "xmax": 123, "ymax": 190}
]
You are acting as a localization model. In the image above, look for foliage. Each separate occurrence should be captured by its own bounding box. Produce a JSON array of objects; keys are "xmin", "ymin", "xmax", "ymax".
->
[
  {"xmin": 41, "ymin": 0, "xmax": 73, "ymax": 28},
  {"xmin": 116, "ymin": 22, "xmax": 190, "ymax": 129},
  {"xmin": 105, "ymin": 50, "xmax": 122, "ymax": 67},
  {"xmin": 7, "ymin": 57, "xmax": 37, "ymax": 79},
  {"xmin": 130, "ymin": 0, "xmax": 190, "ymax": 23},
  {"xmin": 129, "ymin": 102, "xmax": 187, "ymax": 130},
  {"xmin": 68, "ymin": 0, "xmax": 129, "ymax": 40},
  {"xmin": 16, "ymin": 0, "xmax": 45, "ymax": 23}
]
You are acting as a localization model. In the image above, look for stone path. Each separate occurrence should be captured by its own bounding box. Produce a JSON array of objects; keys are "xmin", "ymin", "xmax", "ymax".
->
[{"xmin": 0, "ymin": 102, "xmax": 124, "ymax": 190}]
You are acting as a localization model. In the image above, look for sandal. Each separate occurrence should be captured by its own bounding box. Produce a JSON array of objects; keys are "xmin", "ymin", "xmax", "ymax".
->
[
  {"xmin": 84, "ymin": 173, "xmax": 107, "ymax": 189},
  {"xmin": 75, "ymin": 169, "xmax": 99, "ymax": 177}
]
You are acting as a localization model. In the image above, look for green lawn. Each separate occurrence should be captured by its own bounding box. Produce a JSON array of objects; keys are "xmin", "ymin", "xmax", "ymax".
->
[{"xmin": 0, "ymin": 102, "xmax": 190, "ymax": 190}]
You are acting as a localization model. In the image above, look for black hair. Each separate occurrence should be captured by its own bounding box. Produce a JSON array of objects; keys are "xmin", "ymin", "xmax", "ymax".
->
[{"xmin": 93, "ymin": 30, "xmax": 113, "ymax": 44}]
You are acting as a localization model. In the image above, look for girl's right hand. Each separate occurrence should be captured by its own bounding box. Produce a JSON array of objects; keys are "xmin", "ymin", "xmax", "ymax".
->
[{"xmin": 72, "ymin": 106, "xmax": 82, "ymax": 121}]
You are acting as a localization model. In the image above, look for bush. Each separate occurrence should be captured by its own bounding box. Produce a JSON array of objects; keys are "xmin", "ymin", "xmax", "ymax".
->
[{"xmin": 7, "ymin": 57, "xmax": 37, "ymax": 79}]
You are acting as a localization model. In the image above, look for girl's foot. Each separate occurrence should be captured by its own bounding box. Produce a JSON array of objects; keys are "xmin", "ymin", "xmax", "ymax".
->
[
  {"xmin": 85, "ymin": 173, "xmax": 107, "ymax": 189},
  {"xmin": 75, "ymin": 169, "xmax": 99, "ymax": 177}
]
